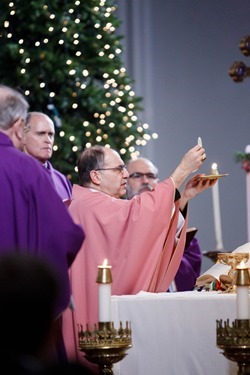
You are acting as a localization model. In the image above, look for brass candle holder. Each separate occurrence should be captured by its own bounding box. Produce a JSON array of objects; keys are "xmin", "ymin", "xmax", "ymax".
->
[
  {"xmin": 78, "ymin": 261, "xmax": 132, "ymax": 374},
  {"xmin": 217, "ymin": 263, "xmax": 250, "ymax": 374},
  {"xmin": 78, "ymin": 321, "xmax": 132, "ymax": 375},
  {"xmin": 217, "ymin": 319, "xmax": 250, "ymax": 374}
]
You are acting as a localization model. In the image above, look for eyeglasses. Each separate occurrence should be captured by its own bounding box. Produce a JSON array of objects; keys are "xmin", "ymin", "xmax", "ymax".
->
[
  {"xmin": 95, "ymin": 164, "xmax": 127, "ymax": 173},
  {"xmin": 128, "ymin": 172, "xmax": 158, "ymax": 180}
]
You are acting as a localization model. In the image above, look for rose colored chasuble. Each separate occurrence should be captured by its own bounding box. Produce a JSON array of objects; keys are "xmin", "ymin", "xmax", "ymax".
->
[{"xmin": 63, "ymin": 179, "xmax": 187, "ymax": 361}]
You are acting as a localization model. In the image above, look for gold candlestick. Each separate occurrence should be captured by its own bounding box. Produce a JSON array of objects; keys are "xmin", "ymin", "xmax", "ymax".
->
[
  {"xmin": 78, "ymin": 261, "xmax": 132, "ymax": 374},
  {"xmin": 78, "ymin": 321, "xmax": 132, "ymax": 375},
  {"xmin": 217, "ymin": 264, "xmax": 250, "ymax": 374}
]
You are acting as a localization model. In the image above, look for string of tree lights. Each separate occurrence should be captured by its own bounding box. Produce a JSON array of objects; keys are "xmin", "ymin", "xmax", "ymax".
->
[
  {"xmin": 229, "ymin": 35, "xmax": 250, "ymax": 82},
  {"xmin": 0, "ymin": 0, "xmax": 158, "ymax": 182}
]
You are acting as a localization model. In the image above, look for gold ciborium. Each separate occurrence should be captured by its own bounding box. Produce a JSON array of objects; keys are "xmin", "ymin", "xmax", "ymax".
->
[
  {"xmin": 78, "ymin": 321, "xmax": 132, "ymax": 375},
  {"xmin": 217, "ymin": 253, "xmax": 249, "ymax": 292}
]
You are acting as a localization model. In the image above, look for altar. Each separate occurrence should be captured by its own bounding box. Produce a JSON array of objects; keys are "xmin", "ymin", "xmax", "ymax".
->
[{"xmin": 111, "ymin": 291, "xmax": 238, "ymax": 375}]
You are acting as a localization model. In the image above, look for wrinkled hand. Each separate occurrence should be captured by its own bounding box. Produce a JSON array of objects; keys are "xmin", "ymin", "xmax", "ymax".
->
[{"xmin": 179, "ymin": 174, "xmax": 217, "ymax": 210}]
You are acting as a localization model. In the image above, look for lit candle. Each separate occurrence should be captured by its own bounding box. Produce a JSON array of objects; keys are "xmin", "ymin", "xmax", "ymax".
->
[
  {"xmin": 211, "ymin": 163, "xmax": 224, "ymax": 250},
  {"xmin": 236, "ymin": 261, "xmax": 250, "ymax": 320},
  {"xmin": 96, "ymin": 259, "xmax": 112, "ymax": 322}
]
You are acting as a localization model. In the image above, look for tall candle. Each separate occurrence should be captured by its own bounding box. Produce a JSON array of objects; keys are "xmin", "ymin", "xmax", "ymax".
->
[
  {"xmin": 211, "ymin": 163, "xmax": 224, "ymax": 250},
  {"xmin": 247, "ymin": 173, "xmax": 250, "ymax": 242},
  {"xmin": 96, "ymin": 259, "xmax": 112, "ymax": 322},
  {"xmin": 245, "ymin": 145, "xmax": 250, "ymax": 242},
  {"xmin": 236, "ymin": 261, "xmax": 250, "ymax": 320}
]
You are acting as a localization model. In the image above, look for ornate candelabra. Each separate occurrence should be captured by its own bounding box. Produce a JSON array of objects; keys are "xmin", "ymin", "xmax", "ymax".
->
[
  {"xmin": 78, "ymin": 321, "xmax": 132, "ymax": 375},
  {"xmin": 78, "ymin": 260, "xmax": 132, "ymax": 374},
  {"xmin": 217, "ymin": 319, "xmax": 250, "ymax": 374},
  {"xmin": 217, "ymin": 262, "xmax": 250, "ymax": 374}
]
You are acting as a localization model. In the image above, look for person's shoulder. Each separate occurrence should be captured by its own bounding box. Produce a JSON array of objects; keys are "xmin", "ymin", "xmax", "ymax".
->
[
  {"xmin": 48, "ymin": 162, "xmax": 71, "ymax": 182},
  {"xmin": 3, "ymin": 144, "xmax": 43, "ymax": 170}
]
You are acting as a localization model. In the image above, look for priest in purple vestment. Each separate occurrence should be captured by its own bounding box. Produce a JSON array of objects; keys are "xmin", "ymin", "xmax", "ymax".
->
[
  {"xmin": 0, "ymin": 84, "xmax": 85, "ymax": 361},
  {"xmin": 23, "ymin": 111, "xmax": 72, "ymax": 201}
]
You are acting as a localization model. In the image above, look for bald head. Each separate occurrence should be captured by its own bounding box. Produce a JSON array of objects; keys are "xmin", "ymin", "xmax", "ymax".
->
[
  {"xmin": 126, "ymin": 157, "xmax": 159, "ymax": 199},
  {"xmin": 23, "ymin": 112, "xmax": 55, "ymax": 163}
]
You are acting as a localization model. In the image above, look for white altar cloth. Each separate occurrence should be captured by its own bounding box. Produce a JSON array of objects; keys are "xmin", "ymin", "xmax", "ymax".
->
[{"xmin": 111, "ymin": 291, "xmax": 238, "ymax": 375}]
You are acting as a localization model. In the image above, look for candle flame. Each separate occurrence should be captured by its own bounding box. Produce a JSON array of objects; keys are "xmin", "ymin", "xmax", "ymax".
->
[
  {"xmin": 238, "ymin": 260, "xmax": 247, "ymax": 269},
  {"xmin": 98, "ymin": 259, "xmax": 111, "ymax": 269},
  {"xmin": 211, "ymin": 162, "xmax": 219, "ymax": 176},
  {"xmin": 103, "ymin": 259, "xmax": 108, "ymax": 266},
  {"xmin": 211, "ymin": 163, "xmax": 218, "ymax": 171}
]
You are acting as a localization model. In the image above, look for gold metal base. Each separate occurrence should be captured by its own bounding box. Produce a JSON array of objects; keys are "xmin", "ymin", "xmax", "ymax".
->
[
  {"xmin": 217, "ymin": 319, "xmax": 250, "ymax": 374},
  {"xmin": 78, "ymin": 322, "xmax": 132, "ymax": 375}
]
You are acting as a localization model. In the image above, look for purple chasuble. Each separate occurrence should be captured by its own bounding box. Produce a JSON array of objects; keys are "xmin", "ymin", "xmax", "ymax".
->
[
  {"xmin": 0, "ymin": 132, "xmax": 84, "ymax": 318},
  {"xmin": 45, "ymin": 161, "xmax": 72, "ymax": 201}
]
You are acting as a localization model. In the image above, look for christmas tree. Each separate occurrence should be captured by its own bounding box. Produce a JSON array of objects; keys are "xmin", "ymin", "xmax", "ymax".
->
[{"xmin": 0, "ymin": 0, "xmax": 156, "ymax": 181}]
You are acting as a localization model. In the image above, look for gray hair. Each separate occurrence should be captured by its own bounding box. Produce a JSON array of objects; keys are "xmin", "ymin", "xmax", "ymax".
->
[{"xmin": 0, "ymin": 85, "xmax": 29, "ymax": 130}]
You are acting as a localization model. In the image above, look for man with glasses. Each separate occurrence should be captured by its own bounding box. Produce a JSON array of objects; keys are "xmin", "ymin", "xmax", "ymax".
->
[
  {"xmin": 126, "ymin": 157, "xmax": 202, "ymax": 292},
  {"xmin": 62, "ymin": 144, "xmax": 216, "ymax": 364}
]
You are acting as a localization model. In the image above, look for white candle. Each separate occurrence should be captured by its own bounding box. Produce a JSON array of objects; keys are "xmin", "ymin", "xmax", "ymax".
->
[
  {"xmin": 96, "ymin": 259, "xmax": 112, "ymax": 322},
  {"xmin": 247, "ymin": 173, "xmax": 250, "ymax": 242},
  {"xmin": 246, "ymin": 146, "xmax": 250, "ymax": 242},
  {"xmin": 211, "ymin": 163, "xmax": 224, "ymax": 250},
  {"xmin": 236, "ymin": 261, "xmax": 250, "ymax": 320},
  {"xmin": 236, "ymin": 287, "xmax": 249, "ymax": 319}
]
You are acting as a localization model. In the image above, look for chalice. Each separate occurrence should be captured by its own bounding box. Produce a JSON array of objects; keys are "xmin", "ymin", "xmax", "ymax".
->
[{"xmin": 217, "ymin": 252, "xmax": 249, "ymax": 292}]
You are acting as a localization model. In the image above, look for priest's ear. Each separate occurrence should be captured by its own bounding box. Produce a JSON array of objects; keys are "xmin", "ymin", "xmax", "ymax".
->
[
  {"xmin": 89, "ymin": 169, "xmax": 101, "ymax": 185},
  {"xmin": 13, "ymin": 117, "xmax": 25, "ymax": 150}
]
